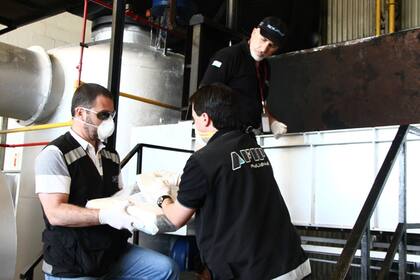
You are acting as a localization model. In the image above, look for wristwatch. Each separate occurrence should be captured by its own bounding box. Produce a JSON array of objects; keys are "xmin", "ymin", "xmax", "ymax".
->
[{"xmin": 157, "ymin": 195, "xmax": 172, "ymax": 208}]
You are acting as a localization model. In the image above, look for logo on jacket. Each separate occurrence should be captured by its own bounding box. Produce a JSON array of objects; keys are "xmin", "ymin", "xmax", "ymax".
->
[{"xmin": 231, "ymin": 147, "xmax": 269, "ymax": 170}]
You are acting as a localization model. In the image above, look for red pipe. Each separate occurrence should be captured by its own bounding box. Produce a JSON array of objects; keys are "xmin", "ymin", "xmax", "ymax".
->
[
  {"xmin": 77, "ymin": 0, "xmax": 89, "ymax": 86},
  {"xmin": 88, "ymin": 0, "xmax": 184, "ymax": 38},
  {"xmin": 0, "ymin": 142, "xmax": 49, "ymax": 148}
]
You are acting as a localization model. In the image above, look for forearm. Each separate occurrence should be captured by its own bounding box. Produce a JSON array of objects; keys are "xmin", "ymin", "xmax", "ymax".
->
[
  {"xmin": 46, "ymin": 203, "xmax": 99, "ymax": 227},
  {"xmin": 156, "ymin": 215, "xmax": 179, "ymax": 233},
  {"xmin": 161, "ymin": 198, "xmax": 195, "ymax": 229}
]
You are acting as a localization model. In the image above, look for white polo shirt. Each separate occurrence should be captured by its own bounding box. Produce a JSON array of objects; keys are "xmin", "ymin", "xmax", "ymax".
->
[{"xmin": 35, "ymin": 129, "xmax": 123, "ymax": 194}]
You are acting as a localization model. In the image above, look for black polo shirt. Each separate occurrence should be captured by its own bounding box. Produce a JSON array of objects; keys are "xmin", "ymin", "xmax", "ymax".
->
[
  {"xmin": 177, "ymin": 129, "xmax": 309, "ymax": 279},
  {"xmin": 200, "ymin": 41, "xmax": 270, "ymax": 129}
]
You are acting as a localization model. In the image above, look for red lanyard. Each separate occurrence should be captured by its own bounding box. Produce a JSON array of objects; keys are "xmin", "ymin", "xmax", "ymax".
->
[{"xmin": 255, "ymin": 61, "xmax": 268, "ymax": 108}]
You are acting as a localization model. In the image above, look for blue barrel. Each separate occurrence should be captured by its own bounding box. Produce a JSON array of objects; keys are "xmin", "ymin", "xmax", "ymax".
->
[
  {"xmin": 170, "ymin": 238, "xmax": 190, "ymax": 271},
  {"xmin": 152, "ymin": 0, "xmax": 189, "ymax": 8}
]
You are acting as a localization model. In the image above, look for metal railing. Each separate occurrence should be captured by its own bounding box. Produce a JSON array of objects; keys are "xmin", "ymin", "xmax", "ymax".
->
[
  {"xmin": 332, "ymin": 125, "xmax": 420, "ymax": 279},
  {"xmin": 121, "ymin": 143, "xmax": 193, "ymax": 244}
]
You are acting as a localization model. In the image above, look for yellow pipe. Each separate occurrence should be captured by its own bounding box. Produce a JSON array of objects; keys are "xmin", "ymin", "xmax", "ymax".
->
[
  {"xmin": 376, "ymin": 0, "xmax": 382, "ymax": 36},
  {"xmin": 0, "ymin": 121, "xmax": 72, "ymax": 134},
  {"xmin": 389, "ymin": 0, "xmax": 395, "ymax": 33},
  {"xmin": 77, "ymin": 81, "xmax": 180, "ymax": 111},
  {"xmin": 119, "ymin": 92, "xmax": 181, "ymax": 111}
]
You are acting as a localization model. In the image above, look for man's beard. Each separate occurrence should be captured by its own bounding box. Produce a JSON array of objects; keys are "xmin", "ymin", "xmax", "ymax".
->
[{"xmin": 250, "ymin": 49, "xmax": 264, "ymax": 61}]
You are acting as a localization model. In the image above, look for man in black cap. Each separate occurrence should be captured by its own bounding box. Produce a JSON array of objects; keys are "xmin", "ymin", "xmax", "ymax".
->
[{"xmin": 200, "ymin": 16, "xmax": 288, "ymax": 138}]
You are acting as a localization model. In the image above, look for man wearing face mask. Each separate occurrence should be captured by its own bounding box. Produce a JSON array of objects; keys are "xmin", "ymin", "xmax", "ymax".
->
[
  {"xmin": 140, "ymin": 84, "xmax": 311, "ymax": 279},
  {"xmin": 35, "ymin": 83, "xmax": 179, "ymax": 279},
  {"xmin": 200, "ymin": 16, "xmax": 288, "ymax": 139}
]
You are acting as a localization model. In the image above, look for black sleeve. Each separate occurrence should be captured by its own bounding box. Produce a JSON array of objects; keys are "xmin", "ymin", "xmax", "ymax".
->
[
  {"xmin": 199, "ymin": 48, "xmax": 233, "ymax": 87},
  {"xmin": 176, "ymin": 156, "xmax": 208, "ymax": 209}
]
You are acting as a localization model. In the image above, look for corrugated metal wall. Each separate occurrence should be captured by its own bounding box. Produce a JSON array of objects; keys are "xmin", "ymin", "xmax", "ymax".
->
[
  {"xmin": 402, "ymin": 0, "xmax": 420, "ymax": 29},
  {"xmin": 321, "ymin": 0, "xmax": 375, "ymax": 44},
  {"xmin": 321, "ymin": 0, "xmax": 420, "ymax": 44}
]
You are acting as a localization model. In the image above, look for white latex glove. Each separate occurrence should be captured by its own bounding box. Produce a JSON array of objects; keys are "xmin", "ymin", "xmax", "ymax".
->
[
  {"xmin": 153, "ymin": 170, "xmax": 181, "ymax": 187},
  {"xmin": 136, "ymin": 172, "xmax": 171, "ymax": 205},
  {"xmin": 127, "ymin": 205, "xmax": 159, "ymax": 235},
  {"xmin": 98, "ymin": 200, "xmax": 135, "ymax": 232},
  {"xmin": 270, "ymin": 120, "xmax": 288, "ymax": 139},
  {"xmin": 112, "ymin": 182, "xmax": 140, "ymax": 198}
]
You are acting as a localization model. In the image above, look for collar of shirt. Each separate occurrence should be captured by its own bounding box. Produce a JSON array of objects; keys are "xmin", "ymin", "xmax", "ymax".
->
[
  {"xmin": 207, "ymin": 128, "xmax": 237, "ymax": 144},
  {"xmin": 69, "ymin": 129, "xmax": 105, "ymax": 154}
]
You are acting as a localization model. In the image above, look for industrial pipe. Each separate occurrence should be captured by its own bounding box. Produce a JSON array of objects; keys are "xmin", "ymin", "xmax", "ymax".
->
[
  {"xmin": 226, "ymin": 0, "xmax": 238, "ymax": 30},
  {"xmin": 0, "ymin": 121, "xmax": 72, "ymax": 135},
  {"xmin": 376, "ymin": 0, "xmax": 382, "ymax": 36},
  {"xmin": 77, "ymin": 0, "xmax": 89, "ymax": 86},
  {"xmin": 389, "ymin": 0, "xmax": 395, "ymax": 33},
  {"xmin": 0, "ymin": 142, "xmax": 49, "ymax": 148},
  {"xmin": 79, "ymin": 80, "xmax": 181, "ymax": 111},
  {"xmin": 0, "ymin": 43, "xmax": 59, "ymax": 125}
]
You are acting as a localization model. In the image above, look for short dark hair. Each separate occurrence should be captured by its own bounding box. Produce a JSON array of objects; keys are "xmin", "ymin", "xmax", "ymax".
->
[
  {"xmin": 190, "ymin": 84, "xmax": 240, "ymax": 130},
  {"xmin": 71, "ymin": 83, "xmax": 114, "ymax": 116}
]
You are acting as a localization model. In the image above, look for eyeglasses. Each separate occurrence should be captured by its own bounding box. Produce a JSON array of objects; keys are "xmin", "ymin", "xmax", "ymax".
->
[{"xmin": 80, "ymin": 107, "xmax": 116, "ymax": 120}]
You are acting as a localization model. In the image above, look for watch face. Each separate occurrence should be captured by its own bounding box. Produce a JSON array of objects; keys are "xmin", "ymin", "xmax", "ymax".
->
[
  {"xmin": 158, "ymin": 195, "xmax": 171, "ymax": 208},
  {"xmin": 157, "ymin": 196, "xmax": 164, "ymax": 208}
]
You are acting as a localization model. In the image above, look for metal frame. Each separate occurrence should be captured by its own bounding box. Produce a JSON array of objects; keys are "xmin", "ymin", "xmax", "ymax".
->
[
  {"xmin": 121, "ymin": 143, "xmax": 193, "ymax": 244},
  {"xmin": 107, "ymin": 0, "xmax": 126, "ymax": 149},
  {"xmin": 332, "ymin": 125, "xmax": 420, "ymax": 279}
]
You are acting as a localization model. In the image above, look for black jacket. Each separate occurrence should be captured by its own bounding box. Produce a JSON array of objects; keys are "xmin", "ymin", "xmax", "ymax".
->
[
  {"xmin": 191, "ymin": 130, "xmax": 308, "ymax": 279},
  {"xmin": 200, "ymin": 41, "xmax": 270, "ymax": 129}
]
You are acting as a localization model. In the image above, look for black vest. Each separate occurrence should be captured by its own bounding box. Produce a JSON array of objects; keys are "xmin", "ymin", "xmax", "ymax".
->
[
  {"xmin": 193, "ymin": 130, "xmax": 308, "ymax": 280},
  {"xmin": 41, "ymin": 132, "xmax": 131, "ymax": 277}
]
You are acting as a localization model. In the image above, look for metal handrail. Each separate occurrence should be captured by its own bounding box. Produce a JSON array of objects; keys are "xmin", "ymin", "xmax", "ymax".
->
[
  {"xmin": 121, "ymin": 143, "xmax": 194, "ymax": 169},
  {"xmin": 19, "ymin": 252, "xmax": 43, "ymax": 280},
  {"xmin": 377, "ymin": 223, "xmax": 406, "ymax": 279},
  {"xmin": 332, "ymin": 125, "xmax": 415, "ymax": 279},
  {"xmin": 121, "ymin": 143, "xmax": 193, "ymax": 244}
]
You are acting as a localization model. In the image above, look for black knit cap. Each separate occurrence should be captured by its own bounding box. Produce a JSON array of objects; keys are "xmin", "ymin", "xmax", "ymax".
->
[{"xmin": 258, "ymin": 16, "xmax": 287, "ymax": 46}]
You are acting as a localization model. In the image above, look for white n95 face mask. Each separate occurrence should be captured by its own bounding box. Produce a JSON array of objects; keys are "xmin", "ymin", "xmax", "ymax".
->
[
  {"xmin": 74, "ymin": 116, "xmax": 115, "ymax": 142},
  {"xmin": 97, "ymin": 117, "xmax": 115, "ymax": 141}
]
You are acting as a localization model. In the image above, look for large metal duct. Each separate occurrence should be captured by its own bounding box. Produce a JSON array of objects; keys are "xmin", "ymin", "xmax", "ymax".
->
[{"xmin": 0, "ymin": 43, "xmax": 61, "ymax": 125}]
